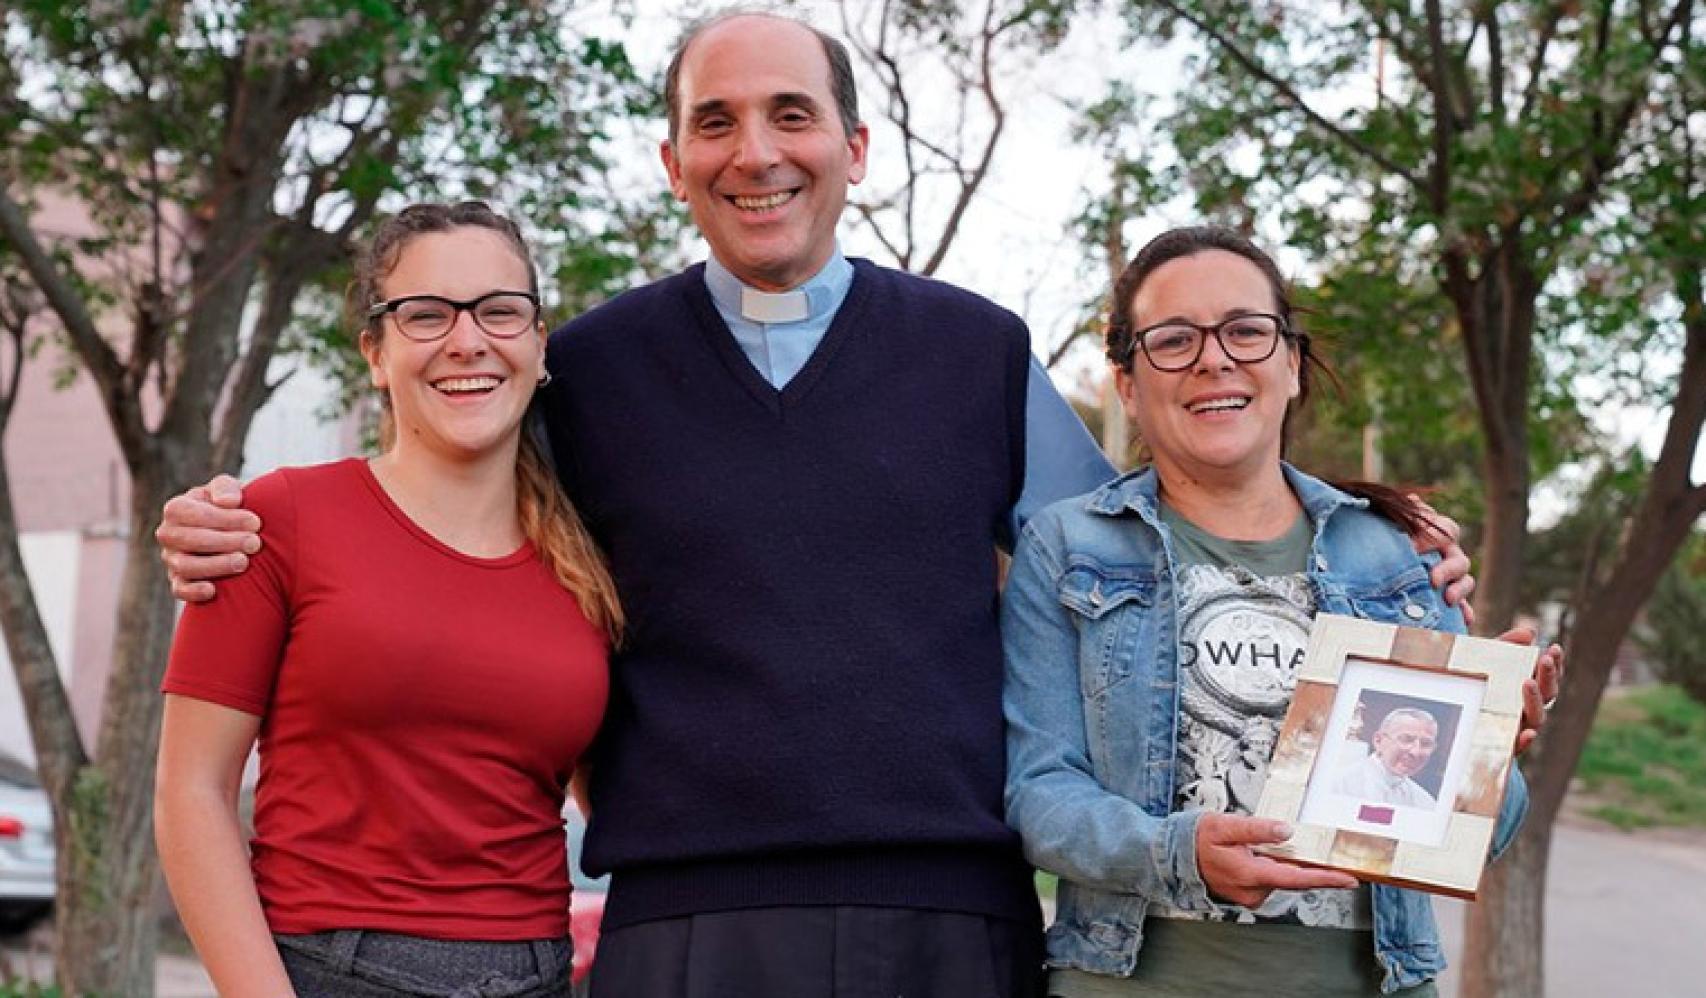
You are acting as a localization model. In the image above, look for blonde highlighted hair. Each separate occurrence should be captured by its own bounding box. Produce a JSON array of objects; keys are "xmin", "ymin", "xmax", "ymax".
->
[{"xmin": 353, "ymin": 201, "xmax": 624, "ymax": 641}]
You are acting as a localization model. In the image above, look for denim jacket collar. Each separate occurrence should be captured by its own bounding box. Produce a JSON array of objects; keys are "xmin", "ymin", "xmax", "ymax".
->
[{"xmin": 1082, "ymin": 462, "xmax": 1370, "ymax": 529}]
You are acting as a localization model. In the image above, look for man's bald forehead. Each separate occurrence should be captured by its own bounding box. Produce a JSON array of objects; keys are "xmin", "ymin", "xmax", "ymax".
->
[
  {"xmin": 662, "ymin": 9, "xmax": 861, "ymax": 142},
  {"xmin": 1377, "ymin": 708, "xmax": 1438, "ymax": 736}
]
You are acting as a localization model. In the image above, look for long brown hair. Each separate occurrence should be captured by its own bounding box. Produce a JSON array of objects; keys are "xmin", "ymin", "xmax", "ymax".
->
[
  {"xmin": 1106, "ymin": 225, "xmax": 1444, "ymax": 543},
  {"xmin": 352, "ymin": 201, "xmax": 625, "ymax": 641}
]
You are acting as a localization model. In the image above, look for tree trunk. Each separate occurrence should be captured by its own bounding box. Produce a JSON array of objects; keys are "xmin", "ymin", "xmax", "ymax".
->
[
  {"xmin": 53, "ymin": 762, "xmax": 160, "ymax": 998},
  {"xmin": 1453, "ymin": 248, "xmax": 1541, "ymax": 995},
  {"xmin": 1457, "ymin": 248, "xmax": 1538, "ymax": 639},
  {"xmin": 1460, "ymin": 318, "xmax": 1703, "ymax": 996},
  {"xmin": 1472, "ymin": 441, "xmax": 1529, "ymax": 636},
  {"xmin": 1459, "ymin": 539, "xmax": 1674, "ymax": 998},
  {"xmin": 0, "ymin": 458, "xmax": 86, "ymax": 806},
  {"xmin": 0, "ymin": 459, "xmax": 166, "ymax": 998},
  {"xmin": 1461, "ymin": 824, "xmax": 1549, "ymax": 998},
  {"xmin": 46, "ymin": 463, "xmax": 186, "ymax": 997}
]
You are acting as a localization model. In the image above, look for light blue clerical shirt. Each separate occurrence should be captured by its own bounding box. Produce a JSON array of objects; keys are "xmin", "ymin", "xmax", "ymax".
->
[
  {"xmin": 704, "ymin": 248, "xmax": 854, "ymax": 388},
  {"xmin": 702, "ymin": 247, "xmax": 1115, "ymax": 544}
]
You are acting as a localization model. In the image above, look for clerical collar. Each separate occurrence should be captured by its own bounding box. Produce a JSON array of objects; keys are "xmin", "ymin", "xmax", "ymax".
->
[{"xmin": 703, "ymin": 248, "xmax": 852, "ymax": 325}]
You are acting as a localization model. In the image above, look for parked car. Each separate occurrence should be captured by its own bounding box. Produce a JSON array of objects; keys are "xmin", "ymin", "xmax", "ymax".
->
[
  {"xmin": 0, "ymin": 751, "xmax": 54, "ymax": 936},
  {"xmin": 565, "ymin": 804, "xmax": 607, "ymax": 991}
]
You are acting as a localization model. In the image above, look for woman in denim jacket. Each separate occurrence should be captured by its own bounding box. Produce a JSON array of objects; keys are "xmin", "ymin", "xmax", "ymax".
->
[{"xmin": 1002, "ymin": 227, "xmax": 1561, "ymax": 997}]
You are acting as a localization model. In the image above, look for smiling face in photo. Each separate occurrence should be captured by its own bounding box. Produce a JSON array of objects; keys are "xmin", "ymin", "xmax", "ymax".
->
[
  {"xmin": 1373, "ymin": 712, "xmax": 1439, "ymax": 779},
  {"xmin": 661, "ymin": 14, "xmax": 869, "ymax": 292}
]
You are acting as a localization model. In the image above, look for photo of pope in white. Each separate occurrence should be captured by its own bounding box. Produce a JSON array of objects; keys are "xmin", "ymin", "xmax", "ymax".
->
[{"xmin": 1331, "ymin": 700, "xmax": 1458, "ymax": 810}]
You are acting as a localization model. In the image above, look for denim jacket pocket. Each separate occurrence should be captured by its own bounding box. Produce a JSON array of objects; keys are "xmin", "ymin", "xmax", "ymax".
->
[
  {"xmin": 1345, "ymin": 568, "xmax": 1442, "ymax": 630},
  {"xmin": 1057, "ymin": 560, "xmax": 1157, "ymax": 699}
]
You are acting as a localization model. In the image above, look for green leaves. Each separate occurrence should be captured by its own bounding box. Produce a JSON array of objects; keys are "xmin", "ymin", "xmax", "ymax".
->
[
  {"xmin": 1126, "ymin": 0, "xmax": 1694, "ymax": 491},
  {"xmin": 0, "ymin": 0, "xmax": 690, "ymax": 432}
]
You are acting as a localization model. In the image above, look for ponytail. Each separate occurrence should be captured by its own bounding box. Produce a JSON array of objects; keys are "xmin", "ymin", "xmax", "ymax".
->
[
  {"xmin": 516, "ymin": 430, "xmax": 625, "ymax": 643},
  {"xmin": 1331, "ymin": 479, "xmax": 1451, "ymax": 548}
]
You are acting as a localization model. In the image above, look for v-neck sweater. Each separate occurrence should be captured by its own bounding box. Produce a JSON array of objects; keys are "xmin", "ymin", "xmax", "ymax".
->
[{"xmin": 544, "ymin": 259, "xmax": 1037, "ymax": 929}]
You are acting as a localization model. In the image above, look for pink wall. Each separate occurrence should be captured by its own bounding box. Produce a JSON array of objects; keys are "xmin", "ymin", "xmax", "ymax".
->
[
  {"xmin": 5, "ymin": 190, "xmax": 131, "ymax": 534},
  {"xmin": 6, "ymin": 355, "xmax": 129, "ymax": 534},
  {"xmin": 67, "ymin": 532, "xmax": 126, "ymax": 747}
]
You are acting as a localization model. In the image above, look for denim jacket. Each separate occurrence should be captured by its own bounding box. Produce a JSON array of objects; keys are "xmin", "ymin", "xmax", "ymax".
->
[{"xmin": 1002, "ymin": 465, "xmax": 1528, "ymax": 993}]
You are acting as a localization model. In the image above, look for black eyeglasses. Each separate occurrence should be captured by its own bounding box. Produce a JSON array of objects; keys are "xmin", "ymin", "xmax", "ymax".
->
[
  {"xmin": 1132, "ymin": 312, "xmax": 1290, "ymax": 372},
  {"xmin": 368, "ymin": 291, "xmax": 540, "ymax": 342}
]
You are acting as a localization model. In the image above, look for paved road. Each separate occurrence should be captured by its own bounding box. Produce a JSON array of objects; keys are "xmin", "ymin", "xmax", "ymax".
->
[{"xmin": 1435, "ymin": 819, "xmax": 1706, "ymax": 997}]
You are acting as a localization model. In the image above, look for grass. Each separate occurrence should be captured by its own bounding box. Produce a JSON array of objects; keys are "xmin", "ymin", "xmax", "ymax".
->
[
  {"xmin": 0, "ymin": 984, "xmax": 61, "ymax": 998},
  {"xmin": 1575, "ymin": 685, "xmax": 1706, "ymax": 831}
]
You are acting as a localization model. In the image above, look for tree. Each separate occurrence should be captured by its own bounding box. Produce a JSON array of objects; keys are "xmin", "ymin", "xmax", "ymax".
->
[
  {"xmin": 0, "ymin": 2, "xmax": 656, "ymax": 992},
  {"xmin": 1064, "ymin": 82, "xmax": 1170, "ymax": 465},
  {"xmin": 833, "ymin": 0, "xmax": 1076, "ymax": 277},
  {"xmin": 1126, "ymin": 1, "xmax": 1704, "ymax": 993}
]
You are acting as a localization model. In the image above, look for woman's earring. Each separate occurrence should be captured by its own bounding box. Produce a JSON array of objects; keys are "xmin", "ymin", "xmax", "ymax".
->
[{"xmin": 537, "ymin": 370, "xmax": 553, "ymax": 388}]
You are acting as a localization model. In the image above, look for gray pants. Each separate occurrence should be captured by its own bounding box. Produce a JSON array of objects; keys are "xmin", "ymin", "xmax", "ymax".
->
[{"xmin": 276, "ymin": 929, "xmax": 572, "ymax": 998}]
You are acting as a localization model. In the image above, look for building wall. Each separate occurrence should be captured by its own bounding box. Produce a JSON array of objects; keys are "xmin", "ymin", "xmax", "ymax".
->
[{"xmin": 0, "ymin": 532, "xmax": 81, "ymax": 763}]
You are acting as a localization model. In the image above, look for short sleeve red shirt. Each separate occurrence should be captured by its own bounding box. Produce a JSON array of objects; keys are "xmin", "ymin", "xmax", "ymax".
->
[{"xmin": 163, "ymin": 458, "xmax": 609, "ymax": 940}]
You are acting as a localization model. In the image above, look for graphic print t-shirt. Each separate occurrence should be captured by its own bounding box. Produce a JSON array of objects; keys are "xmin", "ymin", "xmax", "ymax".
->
[{"xmin": 1148, "ymin": 504, "xmax": 1371, "ymax": 929}]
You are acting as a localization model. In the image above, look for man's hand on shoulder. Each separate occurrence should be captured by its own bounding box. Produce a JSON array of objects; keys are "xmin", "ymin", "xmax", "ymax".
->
[
  {"xmin": 157, "ymin": 474, "xmax": 262, "ymax": 603},
  {"xmin": 1405, "ymin": 493, "xmax": 1476, "ymax": 628}
]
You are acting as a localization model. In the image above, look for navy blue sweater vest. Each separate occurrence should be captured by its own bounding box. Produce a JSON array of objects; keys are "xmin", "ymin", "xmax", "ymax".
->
[{"xmin": 543, "ymin": 260, "xmax": 1038, "ymax": 928}]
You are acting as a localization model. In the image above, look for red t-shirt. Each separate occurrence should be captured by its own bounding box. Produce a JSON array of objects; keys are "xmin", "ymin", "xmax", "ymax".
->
[{"xmin": 163, "ymin": 458, "xmax": 608, "ymax": 939}]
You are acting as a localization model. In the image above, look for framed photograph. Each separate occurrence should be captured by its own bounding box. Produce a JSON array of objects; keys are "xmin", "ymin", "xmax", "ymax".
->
[{"xmin": 1253, "ymin": 614, "xmax": 1537, "ymax": 899}]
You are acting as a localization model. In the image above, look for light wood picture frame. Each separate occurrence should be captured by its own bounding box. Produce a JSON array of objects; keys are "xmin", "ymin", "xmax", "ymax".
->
[{"xmin": 1253, "ymin": 613, "xmax": 1537, "ymax": 899}]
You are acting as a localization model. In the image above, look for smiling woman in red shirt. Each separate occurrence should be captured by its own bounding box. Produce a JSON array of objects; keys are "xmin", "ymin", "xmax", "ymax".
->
[{"xmin": 155, "ymin": 202, "xmax": 620, "ymax": 998}]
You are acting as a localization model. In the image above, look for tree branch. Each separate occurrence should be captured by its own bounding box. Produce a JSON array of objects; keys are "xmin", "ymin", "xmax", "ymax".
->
[
  {"xmin": 0, "ymin": 308, "xmax": 25, "ymax": 427},
  {"xmin": 1044, "ymin": 326, "xmax": 1088, "ymax": 370},
  {"xmin": 0, "ymin": 317, "xmax": 89, "ymax": 804},
  {"xmin": 1484, "ymin": 2, "xmax": 1506, "ymax": 125},
  {"xmin": 1644, "ymin": 270, "xmax": 1706, "ymax": 506},
  {"xmin": 1154, "ymin": 0, "xmax": 1425, "ymax": 192},
  {"xmin": 0, "ymin": 181, "xmax": 128, "ymax": 415},
  {"xmin": 1423, "ymin": 0, "xmax": 1459, "ymax": 215},
  {"xmin": 851, "ymin": 201, "xmax": 909, "ymax": 265},
  {"xmin": 1513, "ymin": 1, "xmax": 1686, "ymax": 229},
  {"xmin": 1371, "ymin": 4, "xmax": 1442, "ymax": 103},
  {"xmin": 921, "ymin": 0, "xmax": 1008, "ymax": 276},
  {"xmin": 863, "ymin": 0, "xmax": 921, "ymax": 268},
  {"xmin": 1449, "ymin": 7, "xmax": 1480, "ymax": 127},
  {"xmin": 1516, "ymin": 3, "xmax": 1562, "ymax": 124}
]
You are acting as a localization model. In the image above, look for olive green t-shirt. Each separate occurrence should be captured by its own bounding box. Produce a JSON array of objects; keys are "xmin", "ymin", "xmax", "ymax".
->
[{"xmin": 1149, "ymin": 505, "xmax": 1369, "ymax": 931}]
